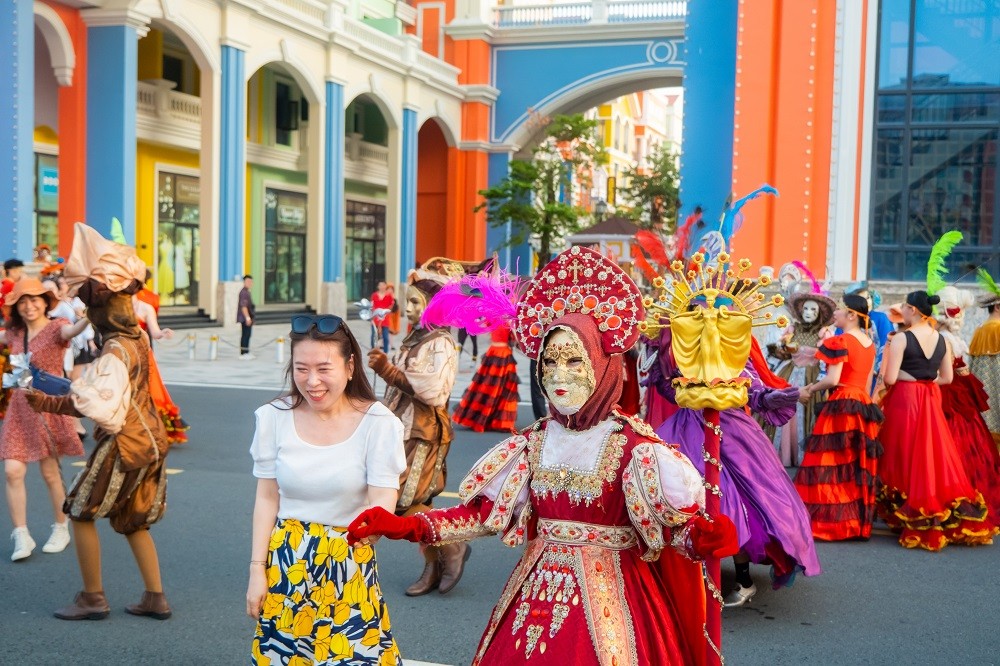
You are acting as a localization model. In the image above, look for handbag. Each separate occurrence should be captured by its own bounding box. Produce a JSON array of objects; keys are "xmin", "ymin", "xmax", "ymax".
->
[{"xmin": 23, "ymin": 329, "xmax": 72, "ymax": 396}]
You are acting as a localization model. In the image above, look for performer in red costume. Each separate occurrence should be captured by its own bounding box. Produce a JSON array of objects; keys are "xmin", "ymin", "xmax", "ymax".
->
[{"xmin": 351, "ymin": 248, "xmax": 737, "ymax": 666}]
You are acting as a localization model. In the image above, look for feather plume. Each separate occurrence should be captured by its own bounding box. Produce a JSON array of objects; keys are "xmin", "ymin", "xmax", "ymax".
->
[
  {"xmin": 926, "ymin": 230, "xmax": 963, "ymax": 296},
  {"xmin": 719, "ymin": 184, "xmax": 778, "ymax": 244},
  {"xmin": 977, "ymin": 267, "xmax": 1000, "ymax": 297},
  {"xmin": 420, "ymin": 271, "xmax": 521, "ymax": 334},
  {"xmin": 633, "ymin": 230, "xmax": 670, "ymax": 267},
  {"xmin": 791, "ymin": 260, "xmax": 822, "ymax": 295},
  {"xmin": 630, "ymin": 242, "xmax": 659, "ymax": 282}
]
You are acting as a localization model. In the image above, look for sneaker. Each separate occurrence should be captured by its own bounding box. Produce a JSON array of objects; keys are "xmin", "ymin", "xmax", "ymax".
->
[
  {"xmin": 239, "ymin": 353, "xmax": 257, "ymax": 361},
  {"xmin": 723, "ymin": 581, "xmax": 757, "ymax": 608},
  {"xmin": 11, "ymin": 527, "xmax": 35, "ymax": 561},
  {"xmin": 42, "ymin": 522, "xmax": 71, "ymax": 554}
]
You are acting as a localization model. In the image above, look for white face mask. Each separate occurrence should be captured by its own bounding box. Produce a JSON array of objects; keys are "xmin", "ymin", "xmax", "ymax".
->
[
  {"xmin": 801, "ymin": 300, "xmax": 820, "ymax": 324},
  {"xmin": 540, "ymin": 328, "xmax": 596, "ymax": 416}
]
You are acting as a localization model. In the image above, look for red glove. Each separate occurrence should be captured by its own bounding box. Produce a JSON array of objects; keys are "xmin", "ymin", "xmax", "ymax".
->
[
  {"xmin": 689, "ymin": 515, "xmax": 739, "ymax": 559},
  {"xmin": 348, "ymin": 507, "xmax": 430, "ymax": 545}
]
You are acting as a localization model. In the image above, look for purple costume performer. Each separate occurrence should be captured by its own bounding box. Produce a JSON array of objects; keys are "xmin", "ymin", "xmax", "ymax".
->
[{"xmin": 650, "ymin": 330, "xmax": 821, "ymax": 590}]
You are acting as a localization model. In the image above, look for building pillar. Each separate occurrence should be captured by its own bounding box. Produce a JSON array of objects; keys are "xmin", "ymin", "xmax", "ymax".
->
[
  {"xmin": 0, "ymin": 1, "xmax": 35, "ymax": 258},
  {"xmin": 400, "ymin": 107, "xmax": 418, "ymax": 281},
  {"xmin": 82, "ymin": 11, "xmax": 146, "ymax": 243},
  {"xmin": 324, "ymin": 80, "xmax": 346, "ymax": 283},
  {"xmin": 219, "ymin": 43, "xmax": 246, "ymax": 282},
  {"xmin": 679, "ymin": 0, "xmax": 737, "ymax": 225}
]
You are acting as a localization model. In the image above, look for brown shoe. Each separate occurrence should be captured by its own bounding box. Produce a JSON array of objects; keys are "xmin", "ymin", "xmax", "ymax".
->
[
  {"xmin": 125, "ymin": 591, "xmax": 172, "ymax": 620},
  {"xmin": 438, "ymin": 542, "xmax": 471, "ymax": 595},
  {"xmin": 405, "ymin": 547, "xmax": 442, "ymax": 596},
  {"xmin": 54, "ymin": 591, "xmax": 110, "ymax": 621}
]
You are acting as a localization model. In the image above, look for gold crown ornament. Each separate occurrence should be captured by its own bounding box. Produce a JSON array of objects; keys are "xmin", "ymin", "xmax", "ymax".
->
[{"xmin": 639, "ymin": 252, "xmax": 789, "ymax": 410}]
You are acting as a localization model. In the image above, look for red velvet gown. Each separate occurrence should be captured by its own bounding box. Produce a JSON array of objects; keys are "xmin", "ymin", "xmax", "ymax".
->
[
  {"xmin": 422, "ymin": 414, "xmax": 710, "ymax": 666},
  {"xmin": 794, "ymin": 334, "xmax": 883, "ymax": 540}
]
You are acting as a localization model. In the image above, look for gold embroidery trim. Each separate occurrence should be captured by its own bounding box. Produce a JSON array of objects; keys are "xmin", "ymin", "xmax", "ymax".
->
[
  {"xmin": 631, "ymin": 442, "xmax": 696, "ymax": 528},
  {"xmin": 537, "ymin": 519, "xmax": 638, "ymax": 550},
  {"xmin": 459, "ymin": 435, "xmax": 529, "ymax": 502},
  {"xmin": 527, "ymin": 424, "xmax": 626, "ymax": 506},
  {"xmin": 485, "ymin": 449, "xmax": 531, "ymax": 533},
  {"xmin": 579, "ymin": 548, "xmax": 638, "ymax": 666},
  {"xmin": 473, "ymin": 539, "xmax": 546, "ymax": 665},
  {"xmin": 621, "ymin": 464, "xmax": 666, "ymax": 560}
]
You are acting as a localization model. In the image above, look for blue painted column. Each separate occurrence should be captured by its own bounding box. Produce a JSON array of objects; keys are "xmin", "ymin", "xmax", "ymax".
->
[
  {"xmin": 324, "ymin": 80, "xmax": 346, "ymax": 282},
  {"xmin": 0, "ymin": 2, "xmax": 35, "ymax": 258},
  {"xmin": 86, "ymin": 24, "xmax": 139, "ymax": 243},
  {"xmin": 399, "ymin": 107, "xmax": 418, "ymax": 282},
  {"xmin": 219, "ymin": 45, "xmax": 246, "ymax": 282},
  {"xmin": 679, "ymin": 0, "xmax": 738, "ymax": 223}
]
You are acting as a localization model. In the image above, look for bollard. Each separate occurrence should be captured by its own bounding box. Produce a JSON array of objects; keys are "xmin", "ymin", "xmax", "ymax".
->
[
  {"xmin": 275, "ymin": 337, "xmax": 285, "ymax": 365},
  {"xmin": 187, "ymin": 333, "xmax": 196, "ymax": 361},
  {"xmin": 208, "ymin": 334, "xmax": 219, "ymax": 361}
]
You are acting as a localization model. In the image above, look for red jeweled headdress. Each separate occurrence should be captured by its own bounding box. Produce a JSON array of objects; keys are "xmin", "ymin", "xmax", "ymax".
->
[{"xmin": 514, "ymin": 246, "xmax": 644, "ymax": 359}]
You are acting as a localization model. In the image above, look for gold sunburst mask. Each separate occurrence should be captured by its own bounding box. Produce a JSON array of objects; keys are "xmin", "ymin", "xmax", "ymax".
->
[{"xmin": 638, "ymin": 252, "xmax": 789, "ymax": 410}]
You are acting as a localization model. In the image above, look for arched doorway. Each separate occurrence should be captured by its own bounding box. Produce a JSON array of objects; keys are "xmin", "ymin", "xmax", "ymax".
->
[
  {"xmin": 415, "ymin": 119, "xmax": 451, "ymax": 263},
  {"xmin": 343, "ymin": 94, "xmax": 392, "ymax": 302}
]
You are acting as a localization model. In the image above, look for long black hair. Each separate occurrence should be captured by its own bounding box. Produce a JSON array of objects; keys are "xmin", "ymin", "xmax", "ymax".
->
[{"xmin": 280, "ymin": 324, "xmax": 376, "ymax": 411}]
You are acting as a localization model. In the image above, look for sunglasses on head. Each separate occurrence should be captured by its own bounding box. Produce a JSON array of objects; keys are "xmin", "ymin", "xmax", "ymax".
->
[{"xmin": 291, "ymin": 315, "xmax": 345, "ymax": 335}]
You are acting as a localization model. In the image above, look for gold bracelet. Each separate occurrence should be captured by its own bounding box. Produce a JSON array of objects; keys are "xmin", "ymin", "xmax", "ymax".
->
[{"xmin": 250, "ymin": 560, "xmax": 267, "ymax": 566}]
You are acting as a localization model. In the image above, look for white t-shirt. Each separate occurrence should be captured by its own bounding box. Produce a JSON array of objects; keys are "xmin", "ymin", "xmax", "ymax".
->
[{"xmin": 250, "ymin": 399, "xmax": 406, "ymax": 527}]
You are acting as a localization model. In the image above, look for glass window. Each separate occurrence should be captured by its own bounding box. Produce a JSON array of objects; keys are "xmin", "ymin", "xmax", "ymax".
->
[
  {"xmin": 871, "ymin": 1, "xmax": 1000, "ymax": 281},
  {"xmin": 878, "ymin": 0, "xmax": 911, "ymax": 90},
  {"xmin": 913, "ymin": 0, "xmax": 1000, "ymax": 88},
  {"xmin": 263, "ymin": 187, "xmax": 307, "ymax": 304},
  {"xmin": 345, "ymin": 200, "xmax": 387, "ymax": 302},
  {"xmin": 156, "ymin": 172, "xmax": 200, "ymax": 307},
  {"xmin": 34, "ymin": 154, "xmax": 59, "ymax": 250},
  {"xmin": 911, "ymin": 92, "xmax": 1000, "ymax": 123}
]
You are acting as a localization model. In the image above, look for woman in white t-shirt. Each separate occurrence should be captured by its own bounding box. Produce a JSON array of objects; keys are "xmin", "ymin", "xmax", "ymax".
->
[{"xmin": 247, "ymin": 315, "xmax": 406, "ymax": 665}]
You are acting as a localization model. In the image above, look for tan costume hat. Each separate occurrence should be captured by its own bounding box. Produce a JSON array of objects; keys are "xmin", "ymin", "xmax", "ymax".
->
[{"xmin": 63, "ymin": 222, "xmax": 146, "ymax": 294}]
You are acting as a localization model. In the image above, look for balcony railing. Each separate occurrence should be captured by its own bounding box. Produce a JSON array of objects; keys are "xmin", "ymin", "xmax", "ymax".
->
[
  {"xmin": 136, "ymin": 80, "xmax": 202, "ymax": 126},
  {"xmin": 493, "ymin": 0, "xmax": 686, "ymax": 28}
]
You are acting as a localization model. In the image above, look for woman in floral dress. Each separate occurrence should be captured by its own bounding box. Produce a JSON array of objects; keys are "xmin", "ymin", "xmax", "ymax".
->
[
  {"xmin": 248, "ymin": 314, "xmax": 406, "ymax": 665},
  {"xmin": 0, "ymin": 278, "xmax": 90, "ymax": 561}
]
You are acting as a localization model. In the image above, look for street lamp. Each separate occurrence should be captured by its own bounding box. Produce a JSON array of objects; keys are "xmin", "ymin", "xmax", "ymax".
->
[{"xmin": 594, "ymin": 199, "xmax": 608, "ymax": 222}]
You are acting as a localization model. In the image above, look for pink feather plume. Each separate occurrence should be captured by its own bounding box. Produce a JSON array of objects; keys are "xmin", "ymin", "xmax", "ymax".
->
[
  {"xmin": 421, "ymin": 271, "xmax": 521, "ymax": 334},
  {"xmin": 792, "ymin": 260, "xmax": 823, "ymax": 295}
]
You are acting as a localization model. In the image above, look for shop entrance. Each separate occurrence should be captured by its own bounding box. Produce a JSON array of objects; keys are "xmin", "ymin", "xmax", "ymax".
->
[{"xmin": 264, "ymin": 187, "xmax": 307, "ymax": 304}]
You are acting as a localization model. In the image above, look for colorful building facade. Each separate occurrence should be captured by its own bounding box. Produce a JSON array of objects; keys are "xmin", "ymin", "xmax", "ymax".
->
[{"xmin": 4, "ymin": 1, "xmax": 995, "ymax": 322}]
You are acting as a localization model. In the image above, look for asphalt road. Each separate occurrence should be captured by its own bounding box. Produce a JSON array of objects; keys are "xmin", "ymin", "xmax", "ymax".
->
[{"xmin": 1, "ymin": 385, "xmax": 998, "ymax": 665}]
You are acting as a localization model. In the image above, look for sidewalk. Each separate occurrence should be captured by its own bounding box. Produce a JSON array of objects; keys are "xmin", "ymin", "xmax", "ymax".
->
[{"xmin": 155, "ymin": 320, "xmax": 535, "ymax": 400}]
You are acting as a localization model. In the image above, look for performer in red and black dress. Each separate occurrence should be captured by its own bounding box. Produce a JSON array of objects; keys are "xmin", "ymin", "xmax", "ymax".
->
[
  {"xmin": 351, "ymin": 248, "xmax": 738, "ymax": 665},
  {"xmin": 453, "ymin": 326, "xmax": 520, "ymax": 433},
  {"xmin": 794, "ymin": 294, "xmax": 883, "ymax": 541},
  {"xmin": 934, "ymin": 286, "xmax": 1000, "ymax": 518},
  {"xmin": 876, "ymin": 290, "xmax": 997, "ymax": 551}
]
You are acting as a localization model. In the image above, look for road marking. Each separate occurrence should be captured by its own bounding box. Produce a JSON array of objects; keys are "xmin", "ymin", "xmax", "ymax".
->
[{"xmin": 70, "ymin": 461, "xmax": 183, "ymax": 475}]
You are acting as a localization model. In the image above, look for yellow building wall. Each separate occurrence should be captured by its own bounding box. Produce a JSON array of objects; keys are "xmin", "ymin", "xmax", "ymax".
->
[{"xmin": 135, "ymin": 142, "xmax": 200, "ymax": 269}]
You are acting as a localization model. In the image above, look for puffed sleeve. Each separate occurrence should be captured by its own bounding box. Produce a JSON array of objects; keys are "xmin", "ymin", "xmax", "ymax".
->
[
  {"xmin": 816, "ymin": 334, "xmax": 848, "ymax": 365},
  {"xmin": 365, "ymin": 409, "xmax": 407, "ymax": 488},
  {"xmin": 70, "ymin": 349, "xmax": 130, "ymax": 432},
  {"xmin": 405, "ymin": 335, "xmax": 458, "ymax": 408},
  {"xmin": 623, "ymin": 439, "xmax": 704, "ymax": 560},
  {"xmin": 249, "ymin": 404, "xmax": 277, "ymax": 479}
]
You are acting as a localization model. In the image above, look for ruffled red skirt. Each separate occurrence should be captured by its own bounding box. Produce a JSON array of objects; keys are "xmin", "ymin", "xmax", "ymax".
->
[
  {"xmin": 876, "ymin": 380, "xmax": 997, "ymax": 551},
  {"xmin": 794, "ymin": 386, "xmax": 883, "ymax": 540},
  {"xmin": 941, "ymin": 372, "xmax": 1000, "ymax": 518},
  {"xmin": 453, "ymin": 345, "xmax": 519, "ymax": 433},
  {"xmin": 148, "ymin": 349, "xmax": 189, "ymax": 445}
]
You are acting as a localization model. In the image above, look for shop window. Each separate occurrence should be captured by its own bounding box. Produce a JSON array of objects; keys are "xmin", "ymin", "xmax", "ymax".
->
[
  {"xmin": 34, "ymin": 154, "xmax": 59, "ymax": 250},
  {"xmin": 264, "ymin": 188, "xmax": 307, "ymax": 303},
  {"xmin": 156, "ymin": 172, "xmax": 201, "ymax": 307},
  {"xmin": 345, "ymin": 200, "xmax": 386, "ymax": 302}
]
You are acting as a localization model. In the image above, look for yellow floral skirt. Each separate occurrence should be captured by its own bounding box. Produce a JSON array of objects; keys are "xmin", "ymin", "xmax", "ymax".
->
[{"xmin": 252, "ymin": 518, "xmax": 402, "ymax": 666}]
